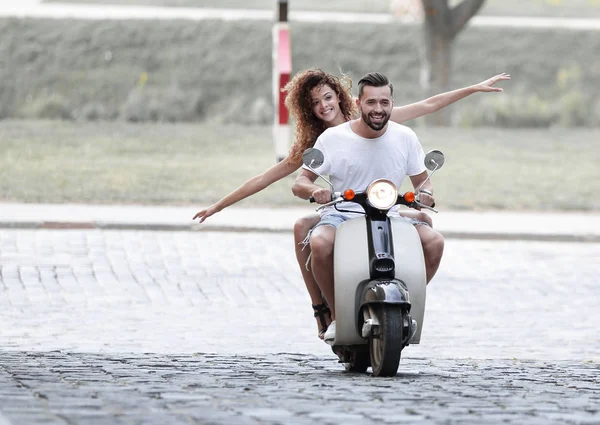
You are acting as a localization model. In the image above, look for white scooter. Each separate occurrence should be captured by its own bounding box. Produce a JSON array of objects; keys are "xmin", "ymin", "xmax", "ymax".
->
[{"xmin": 302, "ymin": 148, "xmax": 444, "ymax": 377}]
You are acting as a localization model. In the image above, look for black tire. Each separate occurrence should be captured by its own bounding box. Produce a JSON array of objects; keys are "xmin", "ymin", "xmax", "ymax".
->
[
  {"xmin": 369, "ymin": 305, "xmax": 404, "ymax": 377},
  {"xmin": 344, "ymin": 348, "xmax": 370, "ymax": 373}
]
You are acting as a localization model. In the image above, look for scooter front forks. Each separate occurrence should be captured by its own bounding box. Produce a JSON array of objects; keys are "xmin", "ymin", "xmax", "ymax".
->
[{"xmin": 361, "ymin": 305, "xmax": 380, "ymax": 338}]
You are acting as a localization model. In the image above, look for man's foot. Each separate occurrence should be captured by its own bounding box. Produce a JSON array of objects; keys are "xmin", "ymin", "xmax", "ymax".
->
[
  {"xmin": 324, "ymin": 320, "xmax": 336, "ymax": 345},
  {"xmin": 312, "ymin": 303, "xmax": 332, "ymax": 339}
]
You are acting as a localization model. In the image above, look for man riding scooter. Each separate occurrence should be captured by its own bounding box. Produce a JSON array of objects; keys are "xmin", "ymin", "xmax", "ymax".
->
[{"xmin": 292, "ymin": 72, "xmax": 444, "ymax": 344}]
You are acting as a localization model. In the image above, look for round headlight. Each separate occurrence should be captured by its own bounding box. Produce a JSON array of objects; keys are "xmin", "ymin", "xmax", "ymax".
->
[{"xmin": 366, "ymin": 179, "xmax": 398, "ymax": 210}]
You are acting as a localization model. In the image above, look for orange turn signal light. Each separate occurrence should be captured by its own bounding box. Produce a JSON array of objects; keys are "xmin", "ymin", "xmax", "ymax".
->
[
  {"xmin": 344, "ymin": 189, "xmax": 355, "ymax": 200},
  {"xmin": 403, "ymin": 192, "xmax": 415, "ymax": 203}
]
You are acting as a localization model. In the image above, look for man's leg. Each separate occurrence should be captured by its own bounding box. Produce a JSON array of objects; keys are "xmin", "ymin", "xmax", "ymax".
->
[
  {"xmin": 400, "ymin": 210, "xmax": 433, "ymax": 227},
  {"xmin": 309, "ymin": 225, "xmax": 337, "ymax": 320},
  {"xmin": 415, "ymin": 224, "xmax": 444, "ymax": 283}
]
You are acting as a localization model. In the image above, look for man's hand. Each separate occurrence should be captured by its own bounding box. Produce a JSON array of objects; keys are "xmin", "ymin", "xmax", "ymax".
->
[
  {"xmin": 417, "ymin": 189, "xmax": 435, "ymax": 208},
  {"xmin": 475, "ymin": 72, "xmax": 511, "ymax": 92},
  {"xmin": 418, "ymin": 193, "xmax": 435, "ymax": 207},
  {"xmin": 311, "ymin": 188, "xmax": 333, "ymax": 204}
]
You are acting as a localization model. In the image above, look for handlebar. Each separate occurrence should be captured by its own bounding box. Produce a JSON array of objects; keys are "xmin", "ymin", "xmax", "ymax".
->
[
  {"xmin": 308, "ymin": 190, "xmax": 438, "ymax": 213},
  {"xmin": 413, "ymin": 201, "xmax": 438, "ymax": 213},
  {"xmin": 309, "ymin": 191, "xmax": 341, "ymax": 204}
]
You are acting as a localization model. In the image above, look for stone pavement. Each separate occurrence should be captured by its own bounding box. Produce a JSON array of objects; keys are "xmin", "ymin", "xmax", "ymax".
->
[
  {"xmin": 0, "ymin": 227, "xmax": 599, "ymax": 424},
  {"xmin": 0, "ymin": 351, "xmax": 598, "ymax": 425}
]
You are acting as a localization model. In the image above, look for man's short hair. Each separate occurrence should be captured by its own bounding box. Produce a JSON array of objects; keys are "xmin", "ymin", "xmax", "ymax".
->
[{"xmin": 357, "ymin": 72, "xmax": 394, "ymax": 99}]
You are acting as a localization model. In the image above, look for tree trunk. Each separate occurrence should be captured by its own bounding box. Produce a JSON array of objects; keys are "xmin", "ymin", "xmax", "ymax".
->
[
  {"xmin": 421, "ymin": 28, "xmax": 452, "ymax": 126},
  {"xmin": 420, "ymin": 0, "xmax": 486, "ymax": 126}
]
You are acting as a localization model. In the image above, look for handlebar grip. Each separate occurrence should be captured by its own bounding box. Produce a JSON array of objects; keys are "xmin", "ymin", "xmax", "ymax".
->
[{"xmin": 309, "ymin": 196, "xmax": 316, "ymax": 203}]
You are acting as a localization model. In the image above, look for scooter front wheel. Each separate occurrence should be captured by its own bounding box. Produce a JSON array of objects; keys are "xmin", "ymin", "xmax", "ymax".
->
[{"xmin": 369, "ymin": 305, "xmax": 404, "ymax": 377}]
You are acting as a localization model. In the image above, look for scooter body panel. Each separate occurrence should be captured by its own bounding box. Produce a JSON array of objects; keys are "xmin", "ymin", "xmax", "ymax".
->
[
  {"xmin": 333, "ymin": 217, "xmax": 370, "ymax": 346},
  {"xmin": 333, "ymin": 215, "xmax": 427, "ymax": 346},
  {"xmin": 389, "ymin": 217, "xmax": 427, "ymax": 343}
]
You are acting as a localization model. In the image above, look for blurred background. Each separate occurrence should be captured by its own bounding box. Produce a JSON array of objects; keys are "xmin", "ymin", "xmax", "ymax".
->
[{"xmin": 1, "ymin": 0, "xmax": 599, "ymax": 211}]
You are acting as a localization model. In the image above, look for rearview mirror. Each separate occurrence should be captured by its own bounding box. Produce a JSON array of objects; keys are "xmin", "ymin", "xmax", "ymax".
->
[
  {"xmin": 302, "ymin": 148, "xmax": 324, "ymax": 169},
  {"xmin": 424, "ymin": 150, "xmax": 444, "ymax": 171}
]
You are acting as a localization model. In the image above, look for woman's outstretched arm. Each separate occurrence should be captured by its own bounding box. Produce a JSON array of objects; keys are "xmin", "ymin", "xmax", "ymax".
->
[
  {"xmin": 390, "ymin": 72, "xmax": 510, "ymax": 124},
  {"xmin": 193, "ymin": 156, "xmax": 300, "ymax": 223}
]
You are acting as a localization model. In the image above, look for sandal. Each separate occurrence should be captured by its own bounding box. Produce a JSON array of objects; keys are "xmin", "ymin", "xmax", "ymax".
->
[{"xmin": 312, "ymin": 303, "xmax": 332, "ymax": 340}]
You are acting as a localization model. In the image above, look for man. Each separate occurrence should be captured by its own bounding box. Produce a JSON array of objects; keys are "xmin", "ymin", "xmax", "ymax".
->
[{"xmin": 292, "ymin": 72, "xmax": 444, "ymax": 343}]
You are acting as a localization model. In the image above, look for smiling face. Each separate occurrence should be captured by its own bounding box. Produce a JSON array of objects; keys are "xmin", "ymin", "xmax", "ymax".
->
[
  {"xmin": 310, "ymin": 84, "xmax": 345, "ymax": 128},
  {"xmin": 358, "ymin": 84, "xmax": 394, "ymax": 131}
]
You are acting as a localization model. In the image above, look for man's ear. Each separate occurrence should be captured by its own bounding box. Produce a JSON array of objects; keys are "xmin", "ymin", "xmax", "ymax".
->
[{"xmin": 355, "ymin": 97, "xmax": 360, "ymax": 108}]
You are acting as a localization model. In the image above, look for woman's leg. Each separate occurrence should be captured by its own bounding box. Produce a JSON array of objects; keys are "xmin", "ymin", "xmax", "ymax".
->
[{"xmin": 294, "ymin": 214, "xmax": 331, "ymax": 338}]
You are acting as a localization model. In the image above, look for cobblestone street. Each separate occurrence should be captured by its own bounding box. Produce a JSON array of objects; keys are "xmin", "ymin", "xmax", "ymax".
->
[
  {"xmin": 0, "ymin": 229, "xmax": 599, "ymax": 424},
  {"xmin": 0, "ymin": 351, "xmax": 598, "ymax": 425}
]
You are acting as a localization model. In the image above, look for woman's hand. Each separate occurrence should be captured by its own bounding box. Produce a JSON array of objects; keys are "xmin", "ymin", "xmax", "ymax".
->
[
  {"xmin": 474, "ymin": 73, "xmax": 511, "ymax": 92},
  {"xmin": 193, "ymin": 205, "xmax": 220, "ymax": 223}
]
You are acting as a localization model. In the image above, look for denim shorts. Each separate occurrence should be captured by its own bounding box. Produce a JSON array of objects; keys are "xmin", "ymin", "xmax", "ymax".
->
[
  {"xmin": 301, "ymin": 212, "xmax": 429, "ymax": 248},
  {"xmin": 311, "ymin": 213, "xmax": 349, "ymax": 231},
  {"xmin": 387, "ymin": 209, "xmax": 431, "ymax": 227},
  {"xmin": 299, "ymin": 212, "xmax": 429, "ymax": 270},
  {"xmin": 300, "ymin": 211, "xmax": 429, "ymax": 270}
]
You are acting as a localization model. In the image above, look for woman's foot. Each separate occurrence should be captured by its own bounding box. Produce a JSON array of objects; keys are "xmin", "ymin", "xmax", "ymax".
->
[
  {"xmin": 312, "ymin": 303, "xmax": 332, "ymax": 339},
  {"xmin": 323, "ymin": 320, "xmax": 336, "ymax": 345}
]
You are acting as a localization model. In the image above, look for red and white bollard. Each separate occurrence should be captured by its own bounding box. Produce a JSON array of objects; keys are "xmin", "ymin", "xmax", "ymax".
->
[{"xmin": 272, "ymin": 0, "xmax": 291, "ymax": 162}]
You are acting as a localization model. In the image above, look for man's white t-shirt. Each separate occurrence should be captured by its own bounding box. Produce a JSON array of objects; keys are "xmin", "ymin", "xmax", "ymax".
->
[{"xmin": 304, "ymin": 121, "xmax": 426, "ymax": 218}]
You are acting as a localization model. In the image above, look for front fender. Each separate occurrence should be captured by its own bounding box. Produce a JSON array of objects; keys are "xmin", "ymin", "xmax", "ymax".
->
[
  {"xmin": 359, "ymin": 278, "xmax": 411, "ymax": 309},
  {"xmin": 356, "ymin": 279, "xmax": 411, "ymax": 337}
]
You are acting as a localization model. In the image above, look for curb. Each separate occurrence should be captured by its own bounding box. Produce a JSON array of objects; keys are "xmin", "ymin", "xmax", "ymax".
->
[
  {"xmin": 1, "ymin": 221, "xmax": 598, "ymax": 243},
  {"xmin": 3, "ymin": 5, "xmax": 600, "ymax": 31}
]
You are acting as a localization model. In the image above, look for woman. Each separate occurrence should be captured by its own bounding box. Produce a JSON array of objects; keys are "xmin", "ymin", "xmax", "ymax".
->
[{"xmin": 193, "ymin": 68, "xmax": 510, "ymax": 338}]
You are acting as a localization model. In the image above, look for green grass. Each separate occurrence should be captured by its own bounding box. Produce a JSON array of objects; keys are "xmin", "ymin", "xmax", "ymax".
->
[
  {"xmin": 1, "ymin": 120, "xmax": 598, "ymax": 211},
  {"xmin": 2, "ymin": 18, "xmax": 600, "ymax": 127},
  {"xmin": 43, "ymin": 0, "xmax": 600, "ymax": 19}
]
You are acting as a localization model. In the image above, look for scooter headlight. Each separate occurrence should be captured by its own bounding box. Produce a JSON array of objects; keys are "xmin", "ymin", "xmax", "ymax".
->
[{"xmin": 366, "ymin": 179, "xmax": 398, "ymax": 210}]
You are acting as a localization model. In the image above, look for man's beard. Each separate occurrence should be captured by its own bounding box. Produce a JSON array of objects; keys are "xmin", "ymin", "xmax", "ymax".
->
[{"xmin": 362, "ymin": 111, "xmax": 390, "ymax": 131}]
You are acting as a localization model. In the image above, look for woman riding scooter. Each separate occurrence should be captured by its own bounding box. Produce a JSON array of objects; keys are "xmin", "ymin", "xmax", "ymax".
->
[{"xmin": 193, "ymin": 69, "xmax": 510, "ymax": 339}]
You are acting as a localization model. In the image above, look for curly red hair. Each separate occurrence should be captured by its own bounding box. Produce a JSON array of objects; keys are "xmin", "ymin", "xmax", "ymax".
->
[{"xmin": 283, "ymin": 68, "xmax": 357, "ymax": 164}]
